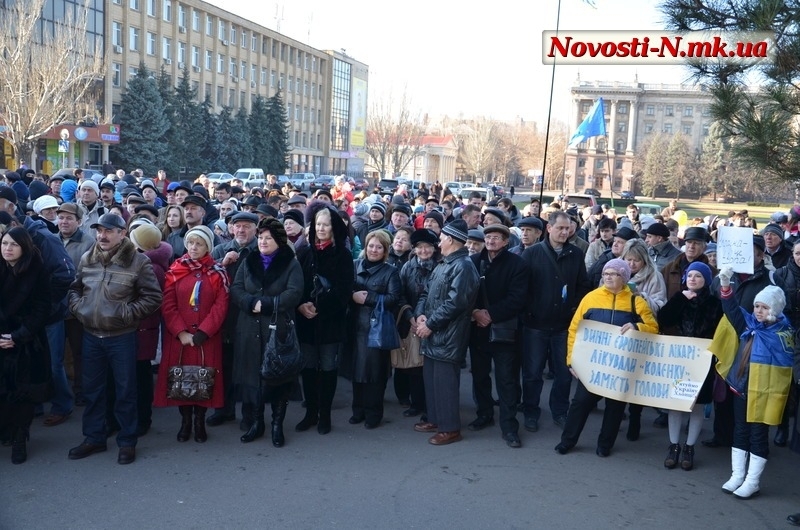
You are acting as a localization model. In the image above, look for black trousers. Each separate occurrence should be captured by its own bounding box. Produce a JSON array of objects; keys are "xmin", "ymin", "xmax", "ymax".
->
[
  {"xmin": 470, "ymin": 343, "xmax": 520, "ymax": 434},
  {"xmin": 712, "ymin": 388, "xmax": 735, "ymax": 445},
  {"xmin": 560, "ymin": 381, "xmax": 626, "ymax": 451}
]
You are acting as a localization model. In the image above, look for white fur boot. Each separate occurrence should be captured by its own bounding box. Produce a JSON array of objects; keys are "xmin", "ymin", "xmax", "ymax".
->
[
  {"xmin": 733, "ymin": 454, "xmax": 766, "ymax": 499},
  {"xmin": 721, "ymin": 448, "xmax": 748, "ymax": 493}
]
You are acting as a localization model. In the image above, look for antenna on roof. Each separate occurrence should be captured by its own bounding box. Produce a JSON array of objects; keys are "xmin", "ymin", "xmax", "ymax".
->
[
  {"xmin": 307, "ymin": 13, "xmax": 313, "ymax": 43},
  {"xmin": 274, "ymin": 3, "xmax": 284, "ymax": 33}
]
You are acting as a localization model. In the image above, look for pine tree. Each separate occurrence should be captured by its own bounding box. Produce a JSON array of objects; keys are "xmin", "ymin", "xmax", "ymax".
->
[
  {"xmin": 249, "ymin": 96, "xmax": 271, "ymax": 170},
  {"xmin": 264, "ymin": 90, "xmax": 291, "ymax": 174},
  {"xmin": 232, "ymin": 106, "xmax": 253, "ymax": 168},
  {"xmin": 663, "ymin": 133, "xmax": 692, "ymax": 199},
  {"xmin": 171, "ymin": 66, "xmax": 204, "ymax": 176},
  {"xmin": 197, "ymin": 95, "xmax": 218, "ymax": 173},
  {"xmin": 156, "ymin": 66, "xmax": 178, "ymax": 177},
  {"xmin": 214, "ymin": 106, "xmax": 239, "ymax": 172},
  {"xmin": 117, "ymin": 62, "xmax": 170, "ymax": 177}
]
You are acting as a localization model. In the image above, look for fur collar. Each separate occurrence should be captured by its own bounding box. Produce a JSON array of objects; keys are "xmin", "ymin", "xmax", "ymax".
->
[
  {"xmin": 86, "ymin": 237, "xmax": 138, "ymax": 267},
  {"xmin": 244, "ymin": 244, "xmax": 296, "ymax": 284}
]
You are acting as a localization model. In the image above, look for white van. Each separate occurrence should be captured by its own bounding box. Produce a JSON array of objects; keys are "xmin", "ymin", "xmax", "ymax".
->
[{"xmin": 233, "ymin": 168, "xmax": 266, "ymax": 188}]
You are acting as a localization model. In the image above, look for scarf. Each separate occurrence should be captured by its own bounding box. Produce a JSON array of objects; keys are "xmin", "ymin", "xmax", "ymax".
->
[
  {"xmin": 170, "ymin": 253, "xmax": 231, "ymax": 294},
  {"xmin": 260, "ymin": 250, "xmax": 278, "ymax": 269},
  {"xmin": 315, "ymin": 240, "xmax": 333, "ymax": 251}
]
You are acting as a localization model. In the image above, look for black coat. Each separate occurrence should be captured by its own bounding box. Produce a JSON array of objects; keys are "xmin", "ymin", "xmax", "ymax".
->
[
  {"xmin": 231, "ymin": 245, "xmax": 303, "ymax": 398},
  {"xmin": 521, "ymin": 238, "xmax": 590, "ymax": 331},
  {"xmin": 774, "ymin": 260, "xmax": 800, "ymax": 329},
  {"xmin": 0, "ymin": 258, "xmax": 52, "ymax": 403},
  {"xmin": 398, "ymin": 256, "xmax": 438, "ymax": 324},
  {"xmin": 658, "ymin": 287, "xmax": 723, "ymax": 340},
  {"xmin": 350, "ymin": 259, "xmax": 401, "ymax": 383},
  {"xmin": 470, "ymin": 247, "xmax": 528, "ymax": 350}
]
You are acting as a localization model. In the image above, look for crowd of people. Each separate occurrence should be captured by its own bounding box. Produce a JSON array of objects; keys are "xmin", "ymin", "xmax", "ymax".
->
[{"xmin": 0, "ymin": 166, "xmax": 799, "ymax": 517}]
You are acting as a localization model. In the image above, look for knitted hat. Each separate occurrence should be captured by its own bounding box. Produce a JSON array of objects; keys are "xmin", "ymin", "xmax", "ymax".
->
[
  {"xmin": 424, "ymin": 210, "xmax": 444, "ymax": 229},
  {"xmin": 79, "ymin": 180, "xmax": 100, "ymax": 195},
  {"xmin": 761, "ymin": 224, "xmax": 784, "ymax": 239},
  {"xmin": 32, "ymin": 195, "xmax": 58, "ymax": 214},
  {"xmin": 369, "ymin": 201, "xmax": 387, "ymax": 216},
  {"xmin": 0, "ymin": 186, "xmax": 18, "ymax": 204},
  {"xmin": 645, "ymin": 223, "xmax": 670, "ymax": 239},
  {"xmin": 684, "ymin": 261, "xmax": 712, "ymax": 288},
  {"xmin": 28, "ymin": 180, "xmax": 49, "ymax": 201},
  {"xmin": 191, "ymin": 185, "xmax": 210, "ymax": 200},
  {"xmin": 602, "ymin": 258, "xmax": 631, "ymax": 283},
  {"xmin": 441, "ymin": 219, "xmax": 469, "ymax": 244},
  {"xmin": 257, "ymin": 217, "xmax": 288, "ymax": 248},
  {"xmin": 213, "ymin": 219, "xmax": 227, "ymax": 233},
  {"xmin": 129, "ymin": 224, "xmax": 163, "ymax": 252},
  {"xmin": 184, "ymin": 225, "xmax": 214, "ymax": 251},
  {"xmin": 753, "ymin": 285, "xmax": 787, "ymax": 321},
  {"xmin": 282, "ymin": 209, "xmax": 305, "ymax": 227},
  {"xmin": 11, "ymin": 181, "xmax": 29, "ymax": 202},
  {"xmin": 705, "ymin": 242, "xmax": 717, "ymax": 254},
  {"xmin": 140, "ymin": 179, "xmax": 157, "ymax": 192}
]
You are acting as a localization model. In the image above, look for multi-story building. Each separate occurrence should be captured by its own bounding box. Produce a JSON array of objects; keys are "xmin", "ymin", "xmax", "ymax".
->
[
  {"xmin": 563, "ymin": 78, "xmax": 714, "ymax": 195},
  {"xmin": 2, "ymin": 0, "xmax": 368, "ymax": 177}
]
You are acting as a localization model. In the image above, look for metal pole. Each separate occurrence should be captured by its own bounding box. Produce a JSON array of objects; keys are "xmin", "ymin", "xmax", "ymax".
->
[{"xmin": 539, "ymin": 0, "xmax": 562, "ymax": 206}]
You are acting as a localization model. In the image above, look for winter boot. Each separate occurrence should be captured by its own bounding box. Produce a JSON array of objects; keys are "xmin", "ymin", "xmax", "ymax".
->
[
  {"xmin": 722, "ymin": 448, "xmax": 748, "ymax": 493},
  {"xmin": 271, "ymin": 399, "xmax": 288, "ymax": 447},
  {"xmin": 193, "ymin": 406, "xmax": 208, "ymax": 443},
  {"xmin": 664, "ymin": 443, "xmax": 681, "ymax": 469},
  {"xmin": 240, "ymin": 403, "xmax": 265, "ymax": 443},
  {"xmin": 733, "ymin": 454, "xmax": 766, "ymax": 499},
  {"xmin": 680, "ymin": 444, "xmax": 695, "ymax": 470},
  {"xmin": 177, "ymin": 406, "xmax": 193, "ymax": 442},
  {"xmin": 295, "ymin": 369, "xmax": 319, "ymax": 432},
  {"xmin": 317, "ymin": 370, "xmax": 338, "ymax": 435},
  {"xmin": 11, "ymin": 427, "xmax": 29, "ymax": 464}
]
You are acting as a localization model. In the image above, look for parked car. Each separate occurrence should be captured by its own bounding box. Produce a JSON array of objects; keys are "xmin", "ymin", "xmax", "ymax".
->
[
  {"xmin": 350, "ymin": 177, "xmax": 371, "ymax": 191},
  {"xmin": 634, "ymin": 202, "xmax": 663, "ymax": 215},
  {"xmin": 378, "ymin": 178, "xmax": 401, "ymax": 195},
  {"xmin": 459, "ymin": 186, "xmax": 497, "ymax": 203},
  {"xmin": 620, "ymin": 190, "xmax": 635, "ymax": 200},
  {"xmin": 310, "ymin": 175, "xmax": 335, "ymax": 194},
  {"xmin": 562, "ymin": 193, "xmax": 598, "ymax": 209},
  {"xmin": 50, "ymin": 168, "xmax": 103, "ymax": 181},
  {"xmin": 582, "ymin": 188, "xmax": 602, "ymax": 197},
  {"xmin": 444, "ymin": 182, "xmax": 466, "ymax": 195},
  {"xmin": 206, "ymin": 172, "xmax": 234, "ymax": 183},
  {"xmin": 290, "ymin": 172, "xmax": 316, "ymax": 191}
]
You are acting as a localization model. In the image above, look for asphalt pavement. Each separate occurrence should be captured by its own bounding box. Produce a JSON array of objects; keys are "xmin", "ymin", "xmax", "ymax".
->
[{"xmin": 2, "ymin": 371, "xmax": 799, "ymax": 529}]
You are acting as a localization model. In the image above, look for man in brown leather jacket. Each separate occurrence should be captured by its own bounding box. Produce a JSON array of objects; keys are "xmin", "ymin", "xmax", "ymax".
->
[{"xmin": 66, "ymin": 213, "xmax": 162, "ymax": 465}]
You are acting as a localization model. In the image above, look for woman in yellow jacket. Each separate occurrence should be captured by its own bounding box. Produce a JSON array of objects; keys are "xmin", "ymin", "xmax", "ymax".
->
[{"xmin": 555, "ymin": 258, "xmax": 659, "ymax": 457}]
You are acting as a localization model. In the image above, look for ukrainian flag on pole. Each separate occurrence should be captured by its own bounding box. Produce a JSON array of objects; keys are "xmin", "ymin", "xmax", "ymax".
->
[{"xmin": 568, "ymin": 98, "xmax": 606, "ymax": 148}]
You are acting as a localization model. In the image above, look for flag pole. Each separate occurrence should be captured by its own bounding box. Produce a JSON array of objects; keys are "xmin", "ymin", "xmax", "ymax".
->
[
  {"xmin": 604, "ymin": 135, "xmax": 614, "ymax": 208},
  {"xmin": 539, "ymin": 0, "xmax": 562, "ymax": 207}
]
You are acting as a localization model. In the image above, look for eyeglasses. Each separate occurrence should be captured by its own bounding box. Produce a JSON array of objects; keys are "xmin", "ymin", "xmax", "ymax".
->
[
  {"xmin": 602, "ymin": 272, "xmax": 621, "ymax": 278},
  {"xmin": 484, "ymin": 235, "xmax": 505, "ymax": 242}
]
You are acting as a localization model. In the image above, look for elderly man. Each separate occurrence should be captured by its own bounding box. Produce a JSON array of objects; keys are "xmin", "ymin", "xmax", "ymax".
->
[
  {"xmin": 413, "ymin": 219, "xmax": 479, "ymax": 445},
  {"xmin": 206, "ymin": 211, "xmax": 260, "ymax": 428},
  {"xmin": 468, "ymin": 224, "xmax": 528, "ymax": 447},
  {"xmin": 762, "ymin": 223, "xmax": 791, "ymax": 268},
  {"xmin": 586, "ymin": 226, "xmax": 639, "ymax": 287},
  {"xmin": 662, "ymin": 226, "xmax": 715, "ymax": 300},
  {"xmin": 67, "ymin": 213, "xmax": 162, "ymax": 465},
  {"xmin": 466, "ymin": 228, "xmax": 485, "ymax": 256},
  {"xmin": 510, "ymin": 216, "xmax": 543, "ymax": 255},
  {"xmin": 461, "ymin": 204, "xmax": 482, "ymax": 230},
  {"xmin": 645, "ymin": 222, "xmax": 681, "ymax": 272}
]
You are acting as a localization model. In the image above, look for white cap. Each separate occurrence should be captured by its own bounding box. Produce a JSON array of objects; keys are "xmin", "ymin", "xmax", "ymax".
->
[{"xmin": 33, "ymin": 195, "xmax": 59, "ymax": 214}]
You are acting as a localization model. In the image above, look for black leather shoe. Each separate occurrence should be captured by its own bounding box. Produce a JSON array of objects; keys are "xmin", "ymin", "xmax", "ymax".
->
[
  {"xmin": 524, "ymin": 417, "xmax": 539, "ymax": 433},
  {"xmin": 787, "ymin": 513, "xmax": 800, "ymax": 526},
  {"xmin": 364, "ymin": 420, "xmax": 380, "ymax": 430},
  {"xmin": 503, "ymin": 432, "xmax": 522, "ymax": 448},
  {"xmin": 553, "ymin": 415, "xmax": 567, "ymax": 429},
  {"xmin": 206, "ymin": 412, "xmax": 235, "ymax": 426},
  {"xmin": 348, "ymin": 415, "xmax": 365, "ymax": 425},
  {"xmin": 701, "ymin": 437, "xmax": 730, "ymax": 448},
  {"xmin": 554, "ymin": 442, "xmax": 573, "ymax": 455},
  {"xmin": 774, "ymin": 425, "xmax": 789, "ymax": 447},
  {"xmin": 402, "ymin": 408, "xmax": 421, "ymax": 417},
  {"xmin": 68, "ymin": 442, "xmax": 107, "ymax": 460},
  {"xmin": 467, "ymin": 416, "xmax": 495, "ymax": 431},
  {"xmin": 596, "ymin": 446, "xmax": 610, "ymax": 457},
  {"xmin": 117, "ymin": 447, "xmax": 136, "ymax": 465}
]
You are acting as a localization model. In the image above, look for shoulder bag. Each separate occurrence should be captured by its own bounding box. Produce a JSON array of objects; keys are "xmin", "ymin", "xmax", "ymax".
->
[
  {"xmin": 367, "ymin": 294, "xmax": 401, "ymax": 350},
  {"xmin": 391, "ymin": 304, "xmax": 423, "ymax": 369},
  {"xmin": 480, "ymin": 273, "xmax": 517, "ymax": 344},
  {"xmin": 167, "ymin": 346, "xmax": 217, "ymax": 401},
  {"xmin": 261, "ymin": 297, "xmax": 304, "ymax": 382}
]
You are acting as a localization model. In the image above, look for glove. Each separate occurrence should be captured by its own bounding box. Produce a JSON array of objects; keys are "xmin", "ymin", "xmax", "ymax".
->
[
  {"xmin": 718, "ymin": 267, "xmax": 734, "ymax": 288},
  {"xmin": 192, "ymin": 330, "xmax": 209, "ymax": 346}
]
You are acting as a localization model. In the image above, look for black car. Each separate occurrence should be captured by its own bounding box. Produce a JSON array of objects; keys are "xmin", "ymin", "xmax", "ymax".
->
[
  {"xmin": 310, "ymin": 176, "xmax": 335, "ymax": 194},
  {"xmin": 582, "ymin": 188, "xmax": 602, "ymax": 197}
]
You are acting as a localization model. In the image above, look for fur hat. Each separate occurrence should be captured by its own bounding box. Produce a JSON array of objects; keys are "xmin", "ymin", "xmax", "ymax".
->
[
  {"xmin": 258, "ymin": 217, "xmax": 288, "ymax": 248},
  {"xmin": 602, "ymin": 258, "xmax": 631, "ymax": 284},
  {"xmin": 130, "ymin": 224, "xmax": 163, "ymax": 252},
  {"xmin": 684, "ymin": 261, "xmax": 712, "ymax": 288},
  {"xmin": 184, "ymin": 225, "xmax": 214, "ymax": 251},
  {"xmin": 441, "ymin": 219, "xmax": 469, "ymax": 244},
  {"xmin": 753, "ymin": 285, "xmax": 787, "ymax": 321},
  {"xmin": 410, "ymin": 228, "xmax": 439, "ymax": 247}
]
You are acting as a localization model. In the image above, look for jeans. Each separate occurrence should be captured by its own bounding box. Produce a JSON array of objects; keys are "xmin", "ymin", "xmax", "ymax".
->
[
  {"xmin": 81, "ymin": 332, "xmax": 138, "ymax": 447},
  {"xmin": 46, "ymin": 320, "xmax": 74, "ymax": 415},
  {"xmin": 733, "ymin": 394, "xmax": 769, "ymax": 458},
  {"xmin": 470, "ymin": 344, "xmax": 520, "ymax": 435},
  {"xmin": 521, "ymin": 328, "xmax": 571, "ymax": 421}
]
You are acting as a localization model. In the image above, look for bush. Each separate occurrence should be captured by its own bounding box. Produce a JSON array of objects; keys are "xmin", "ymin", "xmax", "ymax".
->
[{"xmin": 746, "ymin": 202, "xmax": 781, "ymax": 207}]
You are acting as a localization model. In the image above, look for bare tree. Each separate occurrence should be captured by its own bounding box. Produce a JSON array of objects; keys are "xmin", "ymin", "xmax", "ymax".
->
[
  {"xmin": 363, "ymin": 92, "xmax": 425, "ymax": 181},
  {"xmin": 455, "ymin": 118, "xmax": 496, "ymax": 183},
  {"xmin": 0, "ymin": 0, "xmax": 104, "ymax": 170}
]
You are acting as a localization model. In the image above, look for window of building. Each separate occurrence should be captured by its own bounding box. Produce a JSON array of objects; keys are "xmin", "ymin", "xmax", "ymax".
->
[
  {"xmin": 297, "ymin": 51, "xmax": 303, "ymax": 67},
  {"xmin": 576, "ymin": 175, "xmax": 585, "ymax": 187},
  {"xmin": 178, "ymin": 42, "xmax": 186, "ymax": 64},
  {"xmin": 240, "ymin": 60, "xmax": 246, "ymax": 79},
  {"xmin": 218, "ymin": 20, "xmax": 225, "ymax": 40},
  {"xmin": 310, "ymin": 134, "xmax": 314, "ymax": 149},
  {"xmin": 296, "ymin": 81, "xmax": 301, "ymax": 95},
  {"xmin": 240, "ymin": 90, "xmax": 245, "ymax": 108},
  {"xmin": 294, "ymin": 131, "xmax": 300, "ymax": 147},
  {"xmin": 595, "ymin": 159, "xmax": 605, "ymax": 169},
  {"xmin": 304, "ymin": 106, "xmax": 308, "ymax": 122},
  {"xmin": 163, "ymin": 0, "xmax": 172, "ymax": 22},
  {"xmin": 312, "ymin": 57, "xmax": 317, "ymax": 72},
  {"xmin": 295, "ymin": 106, "xmax": 300, "ymax": 120},
  {"xmin": 192, "ymin": 10, "xmax": 200, "ymax": 31},
  {"xmin": 112, "ymin": 21, "xmax": 122, "ymax": 46},
  {"xmin": 217, "ymin": 54, "xmax": 224, "ymax": 73},
  {"xmin": 646, "ymin": 105, "xmax": 655, "ymax": 116},
  {"xmin": 683, "ymin": 125, "xmax": 692, "ymax": 135},
  {"xmin": 289, "ymin": 47, "xmax": 295, "ymax": 64},
  {"xmin": 614, "ymin": 160, "xmax": 623, "ymax": 170},
  {"xmin": 206, "ymin": 15, "xmax": 213, "ymax": 36},
  {"xmin": 581, "ymin": 102, "xmax": 591, "ymax": 113},
  {"xmin": 644, "ymin": 122, "xmax": 654, "ymax": 133},
  {"xmin": 317, "ymin": 109, "xmax": 321, "ymax": 124},
  {"xmin": 311, "ymin": 83, "xmax": 316, "ymax": 99},
  {"xmin": 131, "ymin": 0, "xmax": 141, "ymax": 11},
  {"xmin": 279, "ymin": 74, "xmax": 285, "ymax": 89},
  {"xmin": 162, "ymin": 37, "xmax": 171, "ymax": 60},
  {"xmin": 229, "ymin": 58, "xmax": 236, "ymax": 77},
  {"xmin": 618, "ymin": 103, "xmax": 628, "ymax": 114},
  {"xmin": 178, "ymin": 4, "xmax": 185, "ymax": 27},
  {"xmin": 216, "ymin": 86, "xmax": 223, "ymax": 106},
  {"xmin": 617, "ymin": 122, "xmax": 626, "ymax": 133},
  {"xmin": 261, "ymin": 68, "xmax": 266, "ymax": 85},
  {"xmin": 129, "ymin": 27, "xmax": 140, "ymax": 51},
  {"xmin": 577, "ymin": 159, "xmax": 586, "ymax": 168},
  {"xmin": 230, "ymin": 26, "xmax": 236, "ymax": 44},
  {"xmin": 270, "ymin": 70, "xmax": 276, "ymax": 88},
  {"xmin": 305, "ymin": 55, "xmax": 310, "ymax": 70},
  {"xmin": 129, "ymin": 66, "xmax": 137, "ymax": 79},
  {"xmin": 702, "ymin": 123, "xmax": 710, "ymax": 136},
  {"xmin": 241, "ymin": 30, "xmax": 247, "ymax": 48},
  {"xmin": 684, "ymin": 106, "xmax": 693, "ymax": 117},
  {"xmin": 281, "ymin": 44, "xmax": 287, "ymax": 62},
  {"xmin": 205, "ymin": 50, "xmax": 212, "ymax": 70},
  {"xmin": 250, "ymin": 65, "xmax": 256, "ymax": 83},
  {"xmin": 616, "ymin": 140, "xmax": 625, "ymax": 152},
  {"xmin": 302, "ymin": 132, "xmax": 307, "ymax": 147},
  {"xmin": 304, "ymin": 81, "xmax": 308, "ymax": 96},
  {"xmin": 146, "ymin": 32, "xmax": 156, "ymax": 55},
  {"xmin": 317, "ymin": 134, "xmax": 321, "ymax": 148},
  {"xmin": 228, "ymin": 88, "xmax": 235, "ymax": 107},
  {"xmin": 597, "ymin": 138, "xmax": 606, "ymax": 151},
  {"xmin": 191, "ymin": 46, "xmax": 199, "ymax": 67},
  {"xmin": 288, "ymin": 77, "xmax": 294, "ymax": 93},
  {"xmin": 272, "ymin": 41, "xmax": 277, "ymax": 58},
  {"xmin": 287, "ymin": 103, "xmax": 293, "ymax": 118},
  {"xmin": 252, "ymin": 34, "xmax": 257, "ymax": 51},
  {"xmin": 702, "ymin": 106, "xmax": 711, "ymax": 117},
  {"xmin": 663, "ymin": 123, "xmax": 673, "ymax": 133},
  {"xmin": 112, "ymin": 63, "xmax": 121, "ymax": 87},
  {"xmin": 665, "ymin": 105, "xmax": 674, "ymax": 116}
]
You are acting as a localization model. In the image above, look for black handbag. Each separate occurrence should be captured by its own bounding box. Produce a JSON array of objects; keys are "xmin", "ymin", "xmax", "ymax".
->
[
  {"xmin": 367, "ymin": 295, "xmax": 401, "ymax": 350},
  {"xmin": 167, "ymin": 347, "xmax": 217, "ymax": 401},
  {"xmin": 261, "ymin": 297, "xmax": 304, "ymax": 382},
  {"xmin": 480, "ymin": 274, "xmax": 517, "ymax": 344}
]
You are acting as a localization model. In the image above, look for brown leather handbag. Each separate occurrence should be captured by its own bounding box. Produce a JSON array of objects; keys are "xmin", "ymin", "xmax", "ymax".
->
[{"xmin": 167, "ymin": 347, "xmax": 217, "ymax": 401}]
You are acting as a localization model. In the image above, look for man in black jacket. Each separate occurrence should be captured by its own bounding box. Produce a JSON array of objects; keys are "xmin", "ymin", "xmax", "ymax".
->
[
  {"xmin": 468, "ymin": 224, "xmax": 529, "ymax": 447},
  {"xmin": 520, "ymin": 211, "xmax": 590, "ymax": 433}
]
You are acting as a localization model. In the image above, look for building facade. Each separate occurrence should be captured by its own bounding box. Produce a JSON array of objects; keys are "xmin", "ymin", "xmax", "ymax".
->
[
  {"xmin": 564, "ymin": 79, "xmax": 714, "ymax": 195},
  {"xmin": 1, "ymin": 0, "xmax": 368, "ymax": 176}
]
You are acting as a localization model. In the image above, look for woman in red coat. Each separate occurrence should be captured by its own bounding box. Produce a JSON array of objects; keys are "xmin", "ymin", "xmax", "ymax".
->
[{"xmin": 154, "ymin": 225, "xmax": 229, "ymax": 443}]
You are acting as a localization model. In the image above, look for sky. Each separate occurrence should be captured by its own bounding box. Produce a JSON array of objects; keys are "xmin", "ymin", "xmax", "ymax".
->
[{"xmin": 205, "ymin": 0, "xmax": 693, "ymax": 127}]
